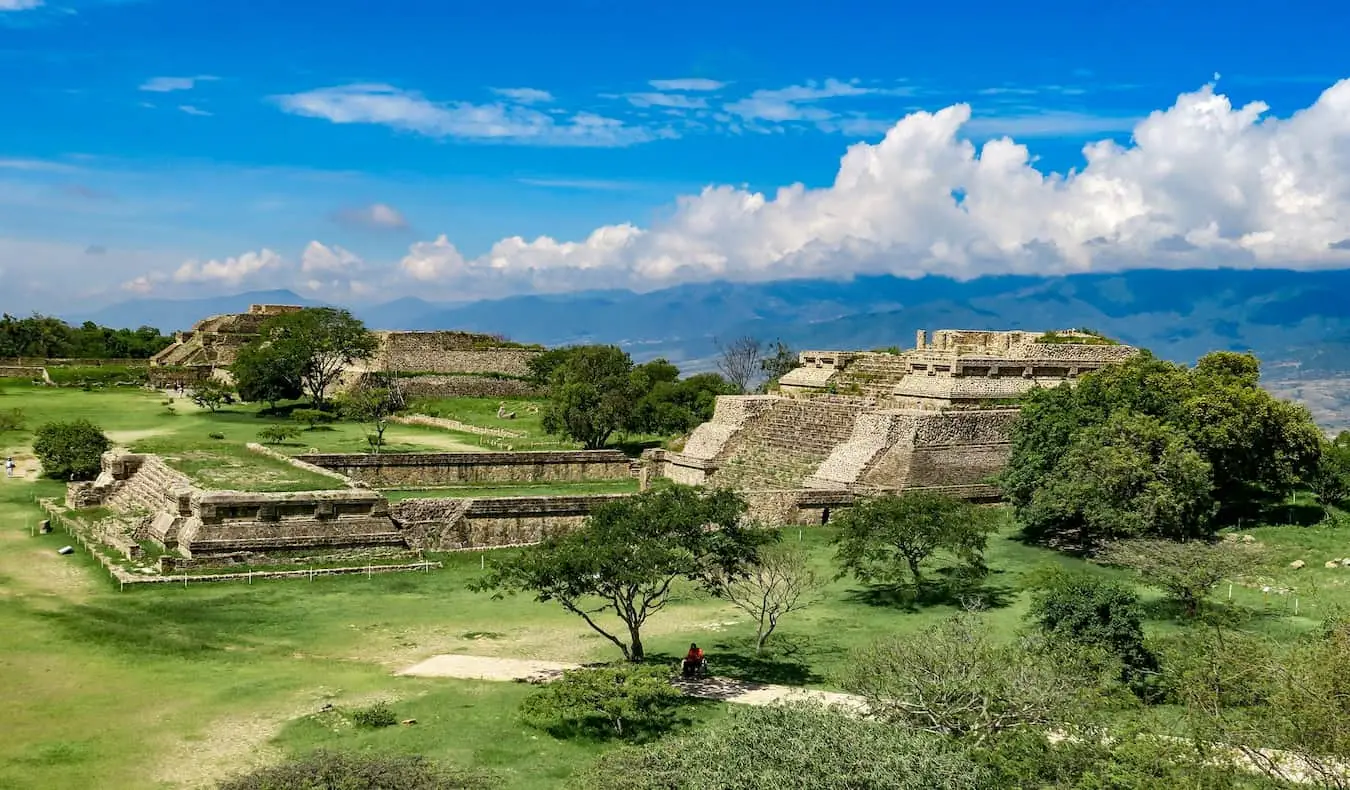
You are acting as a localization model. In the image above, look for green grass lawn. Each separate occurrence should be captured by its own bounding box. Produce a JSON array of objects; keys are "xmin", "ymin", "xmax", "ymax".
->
[{"xmin": 1, "ymin": 384, "xmax": 1343, "ymax": 789}]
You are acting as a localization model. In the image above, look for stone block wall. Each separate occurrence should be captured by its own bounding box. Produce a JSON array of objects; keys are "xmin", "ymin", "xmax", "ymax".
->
[
  {"xmin": 0, "ymin": 365, "xmax": 46, "ymax": 379},
  {"xmin": 390, "ymin": 494, "xmax": 628, "ymax": 550},
  {"xmin": 395, "ymin": 374, "xmax": 542, "ymax": 399},
  {"xmin": 371, "ymin": 332, "xmax": 542, "ymax": 377},
  {"xmin": 300, "ymin": 450, "xmax": 634, "ymax": 487}
]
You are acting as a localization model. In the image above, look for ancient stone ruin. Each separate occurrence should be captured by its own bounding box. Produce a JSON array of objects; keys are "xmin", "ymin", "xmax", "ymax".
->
[
  {"xmin": 148, "ymin": 303, "xmax": 543, "ymax": 396},
  {"xmin": 651, "ymin": 329, "xmax": 1137, "ymax": 500}
]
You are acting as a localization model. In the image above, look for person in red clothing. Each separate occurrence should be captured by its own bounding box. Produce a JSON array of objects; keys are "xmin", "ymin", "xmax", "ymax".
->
[{"xmin": 682, "ymin": 643, "xmax": 706, "ymax": 677}]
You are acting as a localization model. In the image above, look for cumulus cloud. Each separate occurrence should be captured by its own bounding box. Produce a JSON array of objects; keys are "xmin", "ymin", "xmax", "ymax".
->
[
  {"xmin": 0, "ymin": 0, "xmax": 42, "ymax": 10},
  {"xmin": 333, "ymin": 202, "xmax": 409, "ymax": 230},
  {"xmin": 491, "ymin": 87, "xmax": 553, "ymax": 103},
  {"xmin": 172, "ymin": 249, "xmax": 282, "ymax": 285},
  {"xmin": 140, "ymin": 75, "xmax": 218, "ymax": 92},
  {"xmin": 392, "ymin": 81, "xmax": 1350, "ymax": 296},
  {"xmin": 649, "ymin": 78, "xmax": 726, "ymax": 91},
  {"xmin": 301, "ymin": 240, "xmax": 362, "ymax": 274},
  {"xmin": 274, "ymin": 83, "xmax": 663, "ymax": 147},
  {"xmin": 624, "ymin": 92, "xmax": 708, "ymax": 109}
]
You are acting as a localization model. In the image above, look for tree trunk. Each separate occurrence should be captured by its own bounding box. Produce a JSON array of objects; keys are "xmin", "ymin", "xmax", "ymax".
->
[
  {"xmin": 907, "ymin": 556, "xmax": 924, "ymax": 586},
  {"xmin": 627, "ymin": 624, "xmax": 645, "ymax": 662}
]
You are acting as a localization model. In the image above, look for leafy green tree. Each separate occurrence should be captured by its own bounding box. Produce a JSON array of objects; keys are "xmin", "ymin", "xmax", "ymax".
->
[
  {"xmin": 520, "ymin": 665, "xmax": 686, "ymax": 739},
  {"xmin": 1021, "ymin": 412, "xmax": 1217, "ymax": 549},
  {"xmin": 230, "ymin": 342, "xmax": 305, "ymax": 409},
  {"xmin": 218, "ymin": 750, "xmax": 490, "ymax": 790},
  {"xmin": 244, "ymin": 308, "xmax": 377, "ymax": 409},
  {"xmin": 472, "ymin": 485, "xmax": 772, "ymax": 661},
  {"xmin": 290, "ymin": 408, "xmax": 334, "ymax": 430},
  {"xmin": 525, "ymin": 346, "xmax": 579, "ymax": 387},
  {"xmin": 540, "ymin": 345, "xmax": 639, "ymax": 449},
  {"xmin": 338, "ymin": 384, "xmax": 404, "ymax": 453},
  {"xmin": 833, "ymin": 491, "xmax": 999, "ymax": 588},
  {"xmin": 1098, "ymin": 539, "xmax": 1263, "ymax": 618},
  {"xmin": 257, "ymin": 424, "xmax": 302, "ymax": 445},
  {"xmin": 33, "ymin": 420, "xmax": 111, "ymax": 480},
  {"xmin": 188, "ymin": 379, "xmax": 234, "ymax": 413},
  {"xmin": 1027, "ymin": 568, "xmax": 1156, "ymax": 686},
  {"xmin": 758, "ymin": 339, "xmax": 798, "ymax": 390},
  {"xmin": 1308, "ymin": 437, "xmax": 1350, "ymax": 509},
  {"xmin": 0, "ymin": 314, "xmax": 171, "ymax": 359},
  {"xmin": 844, "ymin": 612, "xmax": 1097, "ymax": 745},
  {"xmin": 577, "ymin": 701, "xmax": 988, "ymax": 790},
  {"xmin": 627, "ymin": 367, "xmax": 735, "ymax": 436}
]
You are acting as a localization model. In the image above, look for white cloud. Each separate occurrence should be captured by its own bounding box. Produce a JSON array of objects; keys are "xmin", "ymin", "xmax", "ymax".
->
[
  {"xmin": 624, "ymin": 92, "xmax": 708, "ymax": 109},
  {"xmin": 177, "ymin": 105, "xmax": 212, "ymax": 117},
  {"xmin": 491, "ymin": 87, "xmax": 554, "ymax": 103},
  {"xmin": 649, "ymin": 78, "xmax": 726, "ymax": 91},
  {"xmin": 301, "ymin": 240, "xmax": 362, "ymax": 274},
  {"xmin": 172, "ymin": 248, "xmax": 282, "ymax": 285},
  {"xmin": 0, "ymin": 0, "xmax": 42, "ymax": 10},
  {"xmin": 725, "ymin": 78, "xmax": 877, "ymax": 126},
  {"xmin": 140, "ymin": 75, "xmax": 218, "ymax": 92},
  {"xmin": 0, "ymin": 157, "xmax": 78, "ymax": 172},
  {"xmin": 274, "ymin": 83, "xmax": 662, "ymax": 147},
  {"xmin": 393, "ymin": 80, "xmax": 1350, "ymax": 296},
  {"xmin": 517, "ymin": 177, "xmax": 635, "ymax": 191},
  {"xmin": 333, "ymin": 202, "xmax": 408, "ymax": 230}
]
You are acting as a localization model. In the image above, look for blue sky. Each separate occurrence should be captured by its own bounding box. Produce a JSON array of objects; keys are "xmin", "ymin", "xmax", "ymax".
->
[{"xmin": 2, "ymin": 0, "xmax": 1349, "ymax": 312}]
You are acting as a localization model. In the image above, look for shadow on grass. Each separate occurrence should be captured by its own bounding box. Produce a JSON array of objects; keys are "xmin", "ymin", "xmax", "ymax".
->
[
  {"xmin": 645, "ymin": 636, "xmax": 826, "ymax": 687},
  {"xmin": 844, "ymin": 569, "xmax": 1015, "ymax": 612}
]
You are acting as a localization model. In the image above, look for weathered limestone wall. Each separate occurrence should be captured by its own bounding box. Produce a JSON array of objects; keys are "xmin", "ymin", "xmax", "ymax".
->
[
  {"xmin": 712, "ymin": 396, "xmax": 864, "ymax": 490},
  {"xmin": 390, "ymin": 494, "xmax": 629, "ymax": 550},
  {"xmin": 370, "ymin": 332, "xmax": 541, "ymax": 377},
  {"xmin": 301, "ymin": 450, "xmax": 634, "ymax": 487},
  {"xmin": 394, "ymin": 374, "xmax": 542, "ymax": 399},
  {"xmin": 0, "ymin": 365, "xmax": 46, "ymax": 379}
]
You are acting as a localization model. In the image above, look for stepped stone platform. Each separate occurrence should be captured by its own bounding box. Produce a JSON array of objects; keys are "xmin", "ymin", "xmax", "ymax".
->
[{"xmin": 656, "ymin": 328, "xmax": 1137, "ymax": 505}]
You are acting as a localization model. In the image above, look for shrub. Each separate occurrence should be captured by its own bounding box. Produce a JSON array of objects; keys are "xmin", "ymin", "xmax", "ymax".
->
[
  {"xmin": 46, "ymin": 364, "xmax": 149, "ymax": 387},
  {"xmin": 577, "ymin": 702, "xmax": 987, "ymax": 790},
  {"xmin": 291, "ymin": 408, "xmax": 334, "ymax": 430},
  {"xmin": 0, "ymin": 407, "xmax": 25, "ymax": 433},
  {"xmin": 349, "ymin": 701, "xmax": 398, "ymax": 728},
  {"xmin": 208, "ymin": 432, "xmax": 226, "ymax": 440},
  {"xmin": 33, "ymin": 419, "xmax": 111, "ymax": 480},
  {"xmin": 1027, "ymin": 568, "xmax": 1157, "ymax": 690},
  {"xmin": 217, "ymin": 750, "xmax": 489, "ymax": 790},
  {"xmin": 190, "ymin": 379, "xmax": 235, "ymax": 413},
  {"xmin": 257, "ymin": 424, "xmax": 301, "ymax": 445},
  {"xmin": 519, "ymin": 665, "xmax": 685, "ymax": 740}
]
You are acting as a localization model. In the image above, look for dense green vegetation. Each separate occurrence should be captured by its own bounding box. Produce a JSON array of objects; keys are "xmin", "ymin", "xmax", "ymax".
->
[{"xmin": 0, "ymin": 313, "xmax": 173, "ymax": 359}]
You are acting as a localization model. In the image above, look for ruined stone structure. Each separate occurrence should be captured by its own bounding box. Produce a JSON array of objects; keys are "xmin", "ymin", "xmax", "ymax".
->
[
  {"xmin": 654, "ymin": 329, "xmax": 1137, "ymax": 500},
  {"xmin": 148, "ymin": 304, "xmax": 543, "ymax": 393},
  {"xmin": 301, "ymin": 450, "xmax": 636, "ymax": 488},
  {"xmin": 70, "ymin": 452, "xmax": 403, "ymax": 559}
]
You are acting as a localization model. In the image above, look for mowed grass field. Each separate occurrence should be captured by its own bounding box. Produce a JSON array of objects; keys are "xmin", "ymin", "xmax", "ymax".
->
[{"xmin": 0, "ymin": 384, "xmax": 1344, "ymax": 788}]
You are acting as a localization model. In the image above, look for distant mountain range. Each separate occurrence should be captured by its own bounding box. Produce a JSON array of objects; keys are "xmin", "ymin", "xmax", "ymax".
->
[{"xmin": 70, "ymin": 269, "xmax": 1350, "ymax": 383}]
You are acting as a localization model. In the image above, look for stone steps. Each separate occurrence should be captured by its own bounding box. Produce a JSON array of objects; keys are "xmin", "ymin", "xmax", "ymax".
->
[{"xmin": 806, "ymin": 412, "xmax": 915, "ymax": 488}]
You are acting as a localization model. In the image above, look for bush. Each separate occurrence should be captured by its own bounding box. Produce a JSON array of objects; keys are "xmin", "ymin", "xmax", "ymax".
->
[
  {"xmin": 45, "ymin": 364, "xmax": 148, "ymax": 387},
  {"xmin": 208, "ymin": 432, "xmax": 225, "ymax": 440},
  {"xmin": 33, "ymin": 420, "xmax": 111, "ymax": 480},
  {"xmin": 257, "ymin": 424, "xmax": 302, "ymax": 445},
  {"xmin": 349, "ymin": 701, "xmax": 398, "ymax": 728},
  {"xmin": 577, "ymin": 702, "xmax": 987, "ymax": 790},
  {"xmin": 291, "ymin": 408, "xmax": 334, "ymax": 430},
  {"xmin": 520, "ymin": 665, "xmax": 685, "ymax": 740},
  {"xmin": 0, "ymin": 407, "xmax": 25, "ymax": 433},
  {"xmin": 1027, "ymin": 568, "xmax": 1156, "ymax": 689},
  {"xmin": 218, "ymin": 750, "xmax": 490, "ymax": 790}
]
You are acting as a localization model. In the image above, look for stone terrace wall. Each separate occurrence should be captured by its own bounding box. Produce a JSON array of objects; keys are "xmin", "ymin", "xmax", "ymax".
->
[
  {"xmin": 301, "ymin": 450, "xmax": 634, "ymax": 487},
  {"xmin": 391, "ymin": 494, "xmax": 629, "ymax": 550},
  {"xmin": 0, "ymin": 365, "xmax": 46, "ymax": 380},
  {"xmin": 395, "ymin": 374, "xmax": 542, "ymax": 399},
  {"xmin": 882, "ymin": 409, "xmax": 1019, "ymax": 495},
  {"xmin": 372, "ymin": 332, "xmax": 542, "ymax": 377}
]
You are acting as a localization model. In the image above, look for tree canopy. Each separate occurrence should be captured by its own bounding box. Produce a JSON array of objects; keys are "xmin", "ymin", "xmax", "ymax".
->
[
  {"xmin": 0, "ymin": 314, "xmax": 172, "ymax": 359},
  {"xmin": 233, "ymin": 308, "xmax": 377, "ymax": 409},
  {"xmin": 33, "ymin": 419, "xmax": 111, "ymax": 480},
  {"xmin": 1002, "ymin": 351, "xmax": 1322, "ymax": 544},
  {"xmin": 834, "ymin": 491, "xmax": 999, "ymax": 588},
  {"xmin": 472, "ymin": 485, "xmax": 773, "ymax": 661}
]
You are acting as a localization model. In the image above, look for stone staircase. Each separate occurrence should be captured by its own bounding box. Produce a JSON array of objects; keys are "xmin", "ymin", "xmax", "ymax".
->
[
  {"xmin": 830, "ymin": 354, "xmax": 911, "ymax": 399},
  {"xmin": 805, "ymin": 411, "xmax": 917, "ymax": 489},
  {"xmin": 712, "ymin": 399, "xmax": 862, "ymax": 490},
  {"xmin": 105, "ymin": 456, "xmax": 195, "ymax": 516}
]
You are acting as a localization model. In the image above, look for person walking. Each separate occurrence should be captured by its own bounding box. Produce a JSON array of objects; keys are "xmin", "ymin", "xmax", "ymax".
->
[{"xmin": 4, "ymin": 456, "xmax": 14, "ymax": 478}]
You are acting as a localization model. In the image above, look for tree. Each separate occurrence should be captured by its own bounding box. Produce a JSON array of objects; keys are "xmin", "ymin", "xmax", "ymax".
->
[
  {"xmin": 189, "ymin": 379, "xmax": 234, "ymax": 413},
  {"xmin": 1020, "ymin": 412, "xmax": 1217, "ymax": 550},
  {"xmin": 540, "ymin": 345, "xmax": 639, "ymax": 450},
  {"xmin": 1026, "ymin": 568, "xmax": 1156, "ymax": 686},
  {"xmin": 519, "ymin": 665, "xmax": 686, "ymax": 739},
  {"xmin": 833, "ymin": 491, "xmax": 999, "ymax": 589},
  {"xmin": 715, "ymin": 335, "xmax": 762, "ymax": 393},
  {"xmin": 844, "ymin": 612, "xmax": 1096, "ymax": 745},
  {"xmin": 472, "ymin": 485, "xmax": 773, "ymax": 661},
  {"xmin": 230, "ymin": 342, "xmax": 305, "ymax": 409},
  {"xmin": 577, "ymin": 702, "xmax": 987, "ymax": 790},
  {"xmin": 627, "ymin": 369, "xmax": 735, "ymax": 437},
  {"xmin": 247, "ymin": 307, "xmax": 377, "ymax": 409},
  {"xmin": 1308, "ymin": 437, "xmax": 1350, "ymax": 509},
  {"xmin": 713, "ymin": 544, "xmax": 821, "ymax": 653},
  {"xmin": 218, "ymin": 750, "xmax": 490, "ymax": 790},
  {"xmin": 338, "ymin": 382, "xmax": 404, "ymax": 453},
  {"xmin": 32, "ymin": 420, "xmax": 111, "ymax": 480},
  {"xmin": 290, "ymin": 408, "xmax": 334, "ymax": 430},
  {"xmin": 1098, "ymin": 539, "xmax": 1262, "ymax": 618},
  {"xmin": 758, "ymin": 339, "xmax": 797, "ymax": 390}
]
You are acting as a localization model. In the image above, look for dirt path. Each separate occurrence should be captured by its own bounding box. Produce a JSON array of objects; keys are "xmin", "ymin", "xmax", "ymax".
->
[{"xmin": 397, "ymin": 654, "xmax": 866, "ymax": 711}]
